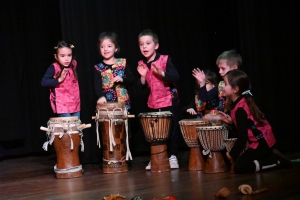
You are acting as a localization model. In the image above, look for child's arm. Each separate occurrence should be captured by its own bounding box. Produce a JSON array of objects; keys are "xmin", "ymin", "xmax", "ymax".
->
[
  {"xmin": 229, "ymin": 107, "xmax": 249, "ymax": 160},
  {"xmin": 94, "ymin": 67, "xmax": 106, "ymax": 101},
  {"xmin": 198, "ymin": 86, "xmax": 218, "ymax": 102},
  {"xmin": 41, "ymin": 65, "xmax": 60, "ymax": 87},
  {"xmin": 163, "ymin": 58, "xmax": 180, "ymax": 82},
  {"xmin": 121, "ymin": 64, "xmax": 135, "ymax": 86}
]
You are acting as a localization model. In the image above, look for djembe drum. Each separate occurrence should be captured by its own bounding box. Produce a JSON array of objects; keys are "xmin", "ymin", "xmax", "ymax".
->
[
  {"xmin": 196, "ymin": 126, "xmax": 229, "ymax": 173},
  {"xmin": 40, "ymin": 116, "xmax": 91, "ymax": 178},
  {"xmin": 139, "ymin": 111, "xmax": 172, "ymax": 172},
  {"xmin": 179, "ymin": 118, "xmax": 209, "ymax": 170},
  {"xmin": 93, "ymin": 102, "xmax": 133, "ymax": 174},
  {"xmin": 224, "ymin": 138, "xmax": 248, "ymax": 173}
]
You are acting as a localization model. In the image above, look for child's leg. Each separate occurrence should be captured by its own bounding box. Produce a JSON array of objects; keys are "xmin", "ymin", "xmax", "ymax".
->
[{"xmin": 234, "ymin": 140, "xmax": 273, "ymax": 173}]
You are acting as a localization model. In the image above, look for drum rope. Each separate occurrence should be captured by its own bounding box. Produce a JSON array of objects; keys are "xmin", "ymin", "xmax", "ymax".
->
[
  {"xmin": 150, "ymin": 148, "xmax": 167, "ymax": 155},
  {"xmin": 95, "ymin": 107, "xmax": 132, "ymax": 161},
  {"xmin": 54, "ymin": 164, "xmax": 82, "ymax": 173},
  {"xmin": 103, "ymin": 156, "xmax": 126, "ymax": 164},
  {"xmin": 42, "ymin": 120, "xmax": 84, "ymax": 152}
]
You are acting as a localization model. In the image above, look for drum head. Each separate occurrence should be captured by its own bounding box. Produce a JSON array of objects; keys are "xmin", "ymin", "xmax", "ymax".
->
[
  {"xmin": 96, "ymin": 102, "xmax": 125, "ymax": 110},
  {"xmin": 179, "ymin": 118, "xmax": 209, "ymax": 125},
  {"xmin": 138, "ymin": 111, "xmax": 172, "ymax": 117},
  {"xmin": 49, "ymin": 116, "xmax": 79, "ymax": 122}
]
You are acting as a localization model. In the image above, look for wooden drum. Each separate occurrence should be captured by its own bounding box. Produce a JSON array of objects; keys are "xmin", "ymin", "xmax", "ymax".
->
[
  {"xmin": 95, "ymin": 102, "xmax": 132, "ymax": 174},
  {"xmin": 179, "ymin": 118, "xmax": 209, "ymax": 171},
  {"xmin": 43, "ymin": 116, "xmax": 83, "ymax": 178},
  {"xmin": 196, "ymin": 126, "xmax": 229, "ymax": 173},
  {"xmin": 224, "ymin": 138, "xmax": 248, "ymax": 173},
  {"xmin": 138, "ymin": 111, "xmax": 172, "ymax": 172}
]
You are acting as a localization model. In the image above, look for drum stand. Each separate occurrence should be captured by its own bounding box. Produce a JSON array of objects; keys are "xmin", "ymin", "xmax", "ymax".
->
[
  {"xmin": 150, "ymin": 143, "xmax": 170, "ymax": 172},
  {"xmin": 189, "ymin": 147, "xmax": 205, "ymax": 171},
  {"xmin": 204, "ymin": 151, "xmax": 228, "ymax": 173}
]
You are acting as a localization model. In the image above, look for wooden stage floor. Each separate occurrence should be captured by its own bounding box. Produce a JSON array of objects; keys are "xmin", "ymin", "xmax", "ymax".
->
[{"xmin": 0, "ymin": 150, "xmax": 300, "ymax": 200}]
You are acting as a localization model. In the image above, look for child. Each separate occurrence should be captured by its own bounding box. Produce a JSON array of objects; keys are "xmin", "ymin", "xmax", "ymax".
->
[
  {"xmin": 137, "ymin": 29, "xmax": 180, "ymax": 169},
  {"xmin": 183, "ymin": 69, "xmax": 218, "ymax": 118},
  {"xmin": 94, "ymin": 32, "xmax": 134, "ymax": 108},
  {"xmin": 205, "ymin": 69, "xmax": 292, "ymax": 173},
  {"xmin": 216, "ymin": 50, "xmax": 242, "ymax": 112},
  {"xmin": 41, "ymin": 41, "xmax": 80, "ymax": 117}
]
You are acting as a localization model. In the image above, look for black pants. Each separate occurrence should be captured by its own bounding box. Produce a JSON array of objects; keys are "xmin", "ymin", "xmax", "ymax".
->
[{"xmin": 234, "ymin": 139, "xmax": 276, "ymax": 173}]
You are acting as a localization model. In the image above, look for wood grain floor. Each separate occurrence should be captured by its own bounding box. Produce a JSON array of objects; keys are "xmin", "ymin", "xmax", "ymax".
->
[{"xmin": 0, "ymin": 150, "xmax": 299, "ymax": 200}]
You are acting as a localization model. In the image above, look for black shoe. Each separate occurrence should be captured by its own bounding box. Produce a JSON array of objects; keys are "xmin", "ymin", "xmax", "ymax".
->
[{"xmin": 272, "ymin": 149, "xmax": 292, "ymax": 168}]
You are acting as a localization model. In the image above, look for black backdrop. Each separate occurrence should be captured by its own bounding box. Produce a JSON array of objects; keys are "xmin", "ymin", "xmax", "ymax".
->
[{"xmin": 1, "ymin": 0, "xmax": 299, "ymax": 163}]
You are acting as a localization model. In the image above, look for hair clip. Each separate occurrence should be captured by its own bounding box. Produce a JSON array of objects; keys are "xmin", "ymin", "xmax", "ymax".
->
[
  {"xmin": 70, "ymin": 44, "xmax": 75, "ymax": 48},
  {"xmin": 242, "ymin": 90, "xmax": 253, "ymax": 96},
  {"xmin": 54, "ymin": 46, "xmax": 58, "ymax": 49}
]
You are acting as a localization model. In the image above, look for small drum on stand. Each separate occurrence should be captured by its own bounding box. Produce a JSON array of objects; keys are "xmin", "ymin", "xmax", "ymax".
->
[
  {"xmin": 179, "ymin": 118, "xmax": 209, "ymax": 171},
  {"xmin": 196, "ymin": 126, "xmax": 229, "ymax": 173},
  {"xmin": 93, "ymin": 102, "xmax": 134, "ymax": 174},
  {"xmin": 139, "ymin": 111, "xmax": 172, "ymax": 172},
  {"xmin": 224, "ymin": 138, "xmax": 248, "ymax": 173},
  {"xmin": 40, "ymin": 116, "xmax": 91, "ymax": 179}
]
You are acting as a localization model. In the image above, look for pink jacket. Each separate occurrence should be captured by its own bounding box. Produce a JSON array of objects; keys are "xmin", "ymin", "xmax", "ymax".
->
[
  {"xmin": 50, "ymin": 60, "xmax": 80, "ymax": 114},
  {"xmin": 231, "ymin": 98, "xmax": 276, "ymax": 149}
]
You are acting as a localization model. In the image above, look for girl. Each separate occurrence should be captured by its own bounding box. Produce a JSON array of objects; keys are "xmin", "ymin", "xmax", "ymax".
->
[
  {"xmin": 183, "ymin": 69, "xmax": 218, "ymax": 118},
  {"xmin": 41, "ymin": 41, "xmax": 80, "ymax": 117},
  {"xmin": 204, "ymin": 69, "xmax": 292, "ymax": 173},
  {"xmin": 94, "ymin": 32, "xmax": 134, "ymax": 108}
]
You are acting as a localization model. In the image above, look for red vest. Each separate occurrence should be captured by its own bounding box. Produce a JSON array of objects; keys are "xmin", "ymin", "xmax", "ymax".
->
[
  {"xmin": 138, "ymin": 55, "xmax": 172, "ymax": 109},
  {"xmin": 231, "ymin": 98, "xmax": 276, "ymax": 149},
  {"xmin": 50, "ymin": 60, "xmax": 80, "ymax": 114}
]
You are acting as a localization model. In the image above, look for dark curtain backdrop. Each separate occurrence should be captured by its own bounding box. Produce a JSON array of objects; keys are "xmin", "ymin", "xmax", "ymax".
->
[{"xmin": 1, "ymin": 0, "xmax": 299, "ymax": 163}]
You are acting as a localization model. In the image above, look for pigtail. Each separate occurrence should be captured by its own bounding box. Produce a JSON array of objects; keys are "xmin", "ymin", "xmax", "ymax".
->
[{"xmin": 244, "ymin": 95, "xmax": 265, "ymax": 125}]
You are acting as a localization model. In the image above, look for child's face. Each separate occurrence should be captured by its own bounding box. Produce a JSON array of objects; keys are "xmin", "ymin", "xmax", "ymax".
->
[
  {"xmin": 217, "ymin": 60, "xmax": 236, "ymax": 78},
  {"xmin": 54, "ymin": 47, "xmax": 72, "ymax": 67},
  {"xmin": 100, "ymin": 39, "xmax": 117, "ymax": 61},
  {"xmin": 223, "ymin": 76, "xmax": 235, "ymax": 100},
  {"xmin": 139, "ymin": 35, "xmax": 159, "ymax": 61}
]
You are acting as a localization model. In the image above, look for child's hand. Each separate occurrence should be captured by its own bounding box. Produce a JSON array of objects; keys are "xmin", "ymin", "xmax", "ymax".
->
[
  {"xmin": 152, "ymin": 63, "xmax": 165, "ymax": 77},
  {"xmin": 187, "ymin": 108, "xmax": 197, "ymax": 115},
  {"xmin": 137, "ymin": 64, "xmax": 148, "ymax": 77},
  {"xmin": 226, "ymin": 152, "xmax": 234, "ymax": 163},
  {"xmin": 58, "ymin": 69, "xmax": 68, "ymax": 83},
  {"xmin": 203, "ymin": 114, "xmax": 221, "ymax": 121},
  {"xmin": 192, "ymin": 68, "xmax": 205, "ymax": 86},
  {"xmin": 97, "ymin": 97, "xmax": 107, "ymax": 105},
  {"xmin": 218, "ymin": 111, "xmax": 233, "ymax": 124},
  {"xmin": 113, "ymin": 76, "xmax": 123, "ymax": 83}
]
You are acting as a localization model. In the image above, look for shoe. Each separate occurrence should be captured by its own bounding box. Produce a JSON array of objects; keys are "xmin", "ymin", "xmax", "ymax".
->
[
  {"xmin": 145, "ymin": 161, "xmax": 151, "ymax": 170},
  {"xmin": 169, "ymin": 155, "xmax": 179, "ymax": 169},
  {"xmin": 272, "ymin": 149, "xmax": 292, "ymax": 168}
]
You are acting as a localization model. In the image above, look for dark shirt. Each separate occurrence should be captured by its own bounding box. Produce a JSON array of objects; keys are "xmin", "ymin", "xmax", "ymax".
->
[{"xmin": 41, "ymin": 65, "xmax": 60, "ymax": 87}]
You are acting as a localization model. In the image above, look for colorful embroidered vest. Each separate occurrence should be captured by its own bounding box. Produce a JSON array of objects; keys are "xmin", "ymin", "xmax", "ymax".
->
[
  {"xmin": 231, "ymin": 98, "xmax": 276, "ymax": 149},
  {"xmin": 50, "ymin": 60, "xmax": 80, "ymax": 114},
  {"xmin": 94, "ymin": 58, "xmax": 130, "ymax": 108},
  {"xmin": 138, "ymin": 55, "xmax": 172, "ymax": 109}
]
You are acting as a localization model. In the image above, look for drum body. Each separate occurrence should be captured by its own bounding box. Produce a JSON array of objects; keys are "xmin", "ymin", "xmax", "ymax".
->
[
  {"xmin": 97, "ymin": 102, "xmax": 128, "ymax": 173},
  {"xmin": 139, "ymin": 112, "xmax": 172, "ymax": 172},
  {"xmin": 49, "ymin": 116, "xmax": 82, "ymax": 179},
  {"xmin": 224, "ymin": 138, "xmax": 248, "ymax": 173},
  {"xmin": 196, "ymin": 126, "xmax": 229, "ymax": 173},
  {"xmin": 179, "ymin": 118, "xmax": 209, "ymax": 171}
]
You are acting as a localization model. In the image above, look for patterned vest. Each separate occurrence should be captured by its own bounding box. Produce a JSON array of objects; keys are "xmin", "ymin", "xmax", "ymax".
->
[
  {"xmin": 138, "ymin": 55, "xmax": 172, "ymax": 109},
  {"xmin": 231, "ymin": 98, "xmax": 276, "ymax": 149},
  {"xmin": 50, "ymin": 60, "xmax": 80, "ymax": 114},
  {"xmin": 94, "ymin": 58, "xmax": 130, "ymax": 108},
  {"xmin": 218, "ymin": 81, "xmax": 232, "ymax": 112}
]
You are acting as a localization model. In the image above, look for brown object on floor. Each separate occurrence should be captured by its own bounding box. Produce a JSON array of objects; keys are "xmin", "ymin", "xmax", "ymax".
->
[
  {"xmin": 215, "ymin": 187, "xmax": 230, "ymax": 198},
  {"xmin": 239, "ymin": 184, "xmax": 269, "ymax": 195},
  {"xmin": 103, "ymin": 194, "xmax": 126, "ymax": 200},
  {"xmin": 179, "ymin": 119, "xmax": 208, "ymax": 171}
]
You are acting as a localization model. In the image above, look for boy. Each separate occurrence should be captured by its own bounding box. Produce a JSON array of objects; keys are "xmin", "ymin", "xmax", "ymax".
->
[{"xmin": 137, "ymin": 29, "xmax": 180, "ymax": 170}]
